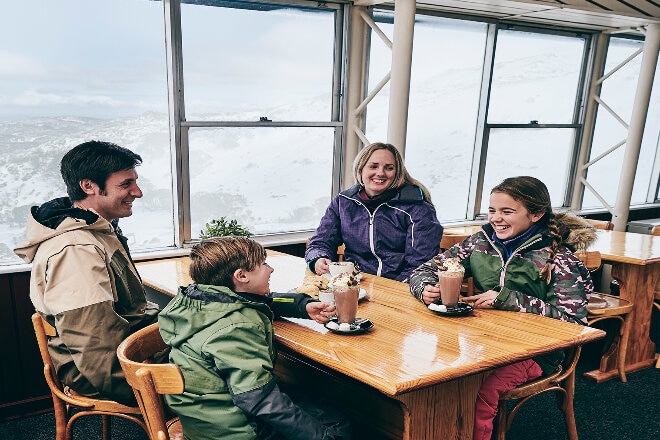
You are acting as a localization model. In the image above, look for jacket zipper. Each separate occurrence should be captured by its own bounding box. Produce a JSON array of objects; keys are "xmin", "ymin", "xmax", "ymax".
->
[
  {"xmin": 483, "ymin": 232, "xmax": 543, "ymax": 286},
  {"xmin": 347, "ymin": 195, "xmax": 384, "ymax": 277}
]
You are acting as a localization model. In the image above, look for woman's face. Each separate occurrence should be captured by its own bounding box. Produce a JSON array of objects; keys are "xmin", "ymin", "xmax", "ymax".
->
[
  {"xmin": 488, "ymin": 191, "xmax": 544, "ymax": 240},
  {"xmin": 361, "ymin": 149, "xmax": 396, "ymax": 197}
]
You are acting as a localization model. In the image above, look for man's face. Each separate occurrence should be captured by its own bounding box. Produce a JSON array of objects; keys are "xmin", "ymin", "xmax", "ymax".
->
[{"xmin": 82, "ymin": 168, "xmax": 143, "ymax": 222}]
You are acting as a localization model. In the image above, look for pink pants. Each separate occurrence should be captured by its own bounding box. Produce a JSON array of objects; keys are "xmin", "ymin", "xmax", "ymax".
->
[{"xmin": 473, "ymin": 359, "xmax": 543, "ymax": 440}]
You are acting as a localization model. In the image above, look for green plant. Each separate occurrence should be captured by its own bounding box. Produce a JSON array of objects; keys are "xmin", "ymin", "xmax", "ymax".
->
[{"xmin": 200, "ymin": 217, "xmax": 252, "ymax": 238}]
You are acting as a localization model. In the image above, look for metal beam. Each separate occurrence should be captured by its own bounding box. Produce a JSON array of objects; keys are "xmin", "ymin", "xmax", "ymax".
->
[
  {"xmin": 344, "ymin": 5, "xmax": 371, "ymax": 189},
  {"xmin": 612, "ymin": 24, "xmax": 660, "ymax": 231},
  {"xmin": 387, "ymin": 0, "xmax": 416, "ymax": 153}
]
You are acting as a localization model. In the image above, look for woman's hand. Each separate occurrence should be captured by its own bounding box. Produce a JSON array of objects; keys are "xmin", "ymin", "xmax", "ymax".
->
[
  {"xmin": 420, "ymin": 283, "xmax": 442, "ymax": 305},
  {"xmin": 314, "ymin": 257, "xmax": 332, "ymax": 275},
  {"xmin": 306, "ymin": 301, "xmax": 336, "ymax": 324},
  {"xmin": 463, "ymin": 289, "xmax": 499, "ymax": 308}
]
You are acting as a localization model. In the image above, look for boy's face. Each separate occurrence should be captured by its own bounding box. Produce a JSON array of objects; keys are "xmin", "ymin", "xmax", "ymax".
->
[{"xmin": 242, "ymin": 259, "xmax": 274, "ymax": 295}]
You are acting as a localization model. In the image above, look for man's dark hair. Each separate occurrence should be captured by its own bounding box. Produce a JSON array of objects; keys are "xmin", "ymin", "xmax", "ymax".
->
[{"xmin": 60, "ymin": 140, "xmax": 142, "ymax": 201}]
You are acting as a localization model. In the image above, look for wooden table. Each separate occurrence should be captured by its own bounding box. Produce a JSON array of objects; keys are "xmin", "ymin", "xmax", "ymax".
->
[
  {"xmin": 136, "ymin": 252, "xmax": 604, "ymax": 439},
  {"xmin": 585, "ymin": 229, "xmax": 660, "ymax": 381}
]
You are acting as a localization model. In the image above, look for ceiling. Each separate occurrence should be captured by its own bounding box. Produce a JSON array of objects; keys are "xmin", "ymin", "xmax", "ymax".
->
[{"xmin": 354, "ymin": 0, "xmax": 660, "ymax": 31}]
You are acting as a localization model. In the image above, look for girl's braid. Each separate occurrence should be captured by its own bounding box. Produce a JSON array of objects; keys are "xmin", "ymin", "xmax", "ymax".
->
[{"xmin": 539, "ymin": 215, "xmax": 562, "ymax": 284}]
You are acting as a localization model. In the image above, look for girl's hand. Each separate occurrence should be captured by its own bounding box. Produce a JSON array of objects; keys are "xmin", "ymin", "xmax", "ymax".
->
[
  {"xmin": 306, "ymin": 301, "xmax": 336, "ymax": 324},
  {"xmin": 314, "ymin": 258, "xmax": 331, "ymax": 275},
  {"xmin": 463, "ymin": 290, "xmax": 499, "ymax": 308},
  {"xmin": 421, "ymin": 283, "xmax": 442, "ymax": 305}
]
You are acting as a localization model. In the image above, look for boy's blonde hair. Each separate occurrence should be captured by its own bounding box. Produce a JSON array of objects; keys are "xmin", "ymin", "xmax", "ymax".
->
[{"xmin": 189, "ymin": 236, "xmax": 266, "ymax": 288}]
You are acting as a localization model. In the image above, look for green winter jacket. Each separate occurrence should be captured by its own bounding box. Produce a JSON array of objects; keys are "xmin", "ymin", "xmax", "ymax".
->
[{"xmin": 158, "ymin": 284, "xmax": 340, "ymax": 440}]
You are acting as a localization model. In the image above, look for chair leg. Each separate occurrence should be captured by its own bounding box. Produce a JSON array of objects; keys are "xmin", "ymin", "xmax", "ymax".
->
[
  {"xmin": 563, "ymin": 373, "xmax": 578, "ymax": 440},
  {"xmin": 52, "ymin": 398, "xmax": 69, "ymax": 440},
  {"xmin": 102, "ymin": 415, "xmax": 111, "ymax": 440},
  {"xmin": 494, "ymin": 401, "xmax": 508, "ymax": 440},
  {"xmin": 617, "ymin": 315, "xmax": 630, "ymax": 382}
]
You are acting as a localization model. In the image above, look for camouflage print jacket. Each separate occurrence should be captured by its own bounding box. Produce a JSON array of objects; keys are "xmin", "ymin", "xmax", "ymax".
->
[{"xmin": 408, "ymin": 213, "xmax": 596, "ymax": 374}]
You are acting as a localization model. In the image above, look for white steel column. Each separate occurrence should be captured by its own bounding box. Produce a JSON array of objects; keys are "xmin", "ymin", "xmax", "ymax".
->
[
  {"xmin": 387, "ymin": 0, "xmax": 415, "ymax": 154},
  {"xmin": 612, "ymin": 24, "xmax": 660, "ymax": 231},
  {"xmin": 344, "ymin": 6, "xmax": 369, "ymax": 189}
]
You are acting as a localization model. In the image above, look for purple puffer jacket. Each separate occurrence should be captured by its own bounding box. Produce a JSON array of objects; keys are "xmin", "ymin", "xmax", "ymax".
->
[{"xmin": 305, "ymin": 184, "xmax": 443, "ymax": 281}]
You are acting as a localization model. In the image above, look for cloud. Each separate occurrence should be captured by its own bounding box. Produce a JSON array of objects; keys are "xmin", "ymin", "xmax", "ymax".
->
[
  {"xmin": 0, "ymin": 51, "xmax": 41, "ymax": 77},
  {"xmin": 12, "ymin": 89, "xmax": 119, "ymax": 107}
]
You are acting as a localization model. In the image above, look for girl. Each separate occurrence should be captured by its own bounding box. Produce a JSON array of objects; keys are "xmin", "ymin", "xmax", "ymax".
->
[{"xmin": 408, "ymin": 176, "xmax": 596, "ymax": 440}]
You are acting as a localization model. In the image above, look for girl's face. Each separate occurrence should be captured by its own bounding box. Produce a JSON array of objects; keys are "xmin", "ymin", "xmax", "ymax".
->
[
  {"xmin": 361, "ymin": 149, "xmax": 396, "ymax": 197},
  {"xmin": 488, "ymin": 191, "xmax": 544, "ymax": 240}
]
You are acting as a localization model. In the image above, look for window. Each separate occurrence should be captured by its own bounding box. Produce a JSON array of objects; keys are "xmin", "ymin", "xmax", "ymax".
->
[
  {"xmin": 366, "ymin": 12, "xmax": 488, "ymax": 221},
  {"xmin": 479, "ymin": 28, "xmax": 588, "ymax": 214},
  {"xmin": 583, "ymin": 36, "xmax": 660, "ymax": 208},
  {"xmin": 180, "ymin": 1, "xmax": 341, "ymax": 239},
  {"xmin": 188, "ymin": 127, "xmax": 335, "ymax": 236},
  {"xmin": 0, "ymin": 0, "xmax": 172, "ymax": 266}
]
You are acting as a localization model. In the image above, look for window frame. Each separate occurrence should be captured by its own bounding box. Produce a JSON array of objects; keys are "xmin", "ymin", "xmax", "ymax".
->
[{"xmin": 164, "ymin": 0, "xmax": 348, "ymax": 246}]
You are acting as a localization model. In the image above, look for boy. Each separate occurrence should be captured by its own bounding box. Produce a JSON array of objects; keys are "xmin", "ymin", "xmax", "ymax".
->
[{"xmin": 158, "ymin": 236, "xmax": 350, "ymax": 439}]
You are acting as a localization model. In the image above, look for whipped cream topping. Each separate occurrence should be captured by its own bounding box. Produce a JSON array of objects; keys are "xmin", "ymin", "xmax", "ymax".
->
[
  {"xmin": 439, "ymin": 257, "xmax": 465, "ymax": 275},
  {"xmin": 330, "ymin": 271, "xmax": 358, "ymax": 287}
]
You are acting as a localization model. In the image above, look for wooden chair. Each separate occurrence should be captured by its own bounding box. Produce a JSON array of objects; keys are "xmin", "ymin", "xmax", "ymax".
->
[
  {"xmin": 31, "ymin": 313, "xmax": 146, "ymax": 440},
  {"xmin": 305, "ymin": 239, "xmax": 346, "ymax": 262},
  {"xmin": 495, "ymin": 346, "xmax": 582, "ymax": 440},
  {"xmin": 652, "ymin": 226, "xmax": 660, "ymax": 368},
  {"xmin": 117, "ymin": 323, "xmax": 185, "ymax": 440},
  {"xmin": 585, "ymin": 218, "xmax": 614, "ymax": 230},
  {"xmin": 575, "ymin": 251, "xmax": 634, "ymax": 382}
]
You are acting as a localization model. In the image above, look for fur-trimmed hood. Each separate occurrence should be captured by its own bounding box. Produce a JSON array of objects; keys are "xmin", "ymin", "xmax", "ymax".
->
[{"xmin": 554, "ymin": 212, "xmax": 597, "ymax": 251}]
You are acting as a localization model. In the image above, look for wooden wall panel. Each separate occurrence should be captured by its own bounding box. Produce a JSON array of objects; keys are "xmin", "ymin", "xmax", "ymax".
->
[{"xmin": 0, "ymin": 272, "xmax": 51, "ymax": 421}]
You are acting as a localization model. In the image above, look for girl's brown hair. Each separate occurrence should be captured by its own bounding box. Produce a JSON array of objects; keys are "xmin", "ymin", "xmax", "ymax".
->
[
  {"xmin": 189, "ymin": 236, "xmax": 266, "ymax": 288},
  {"xmin": 491, "ymin": 176, "xmax": 561, "ymax": 284},
  {"xmin": 353, "ymin": 142, "xmax": 433, "ymax": 204}
]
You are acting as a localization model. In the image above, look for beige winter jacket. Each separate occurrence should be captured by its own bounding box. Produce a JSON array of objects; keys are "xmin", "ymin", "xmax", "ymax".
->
[{"xmin": 14, "ymin": 197, "xmax": 159, "ymax": 404}]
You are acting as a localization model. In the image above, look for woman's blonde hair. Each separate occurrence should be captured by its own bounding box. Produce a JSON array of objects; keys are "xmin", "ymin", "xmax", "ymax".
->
[
  {"xmin": 352, "ymin": 142, "xmax": 433, "ymax": 203},
  {"xmin": 189, "ymin": 236, "xmax": 266, "ymax": 288},
  {"xmin": 491, "ymin": 176, "xmax": 560, "ymax": 284}
]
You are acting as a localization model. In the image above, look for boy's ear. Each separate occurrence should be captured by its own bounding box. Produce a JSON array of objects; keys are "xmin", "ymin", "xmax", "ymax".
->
[{"xmin": 233, "ymin": 268, "xmax": 249, "ymax": 287}]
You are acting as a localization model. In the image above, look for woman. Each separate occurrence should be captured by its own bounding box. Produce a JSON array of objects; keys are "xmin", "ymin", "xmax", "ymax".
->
[
  {"xmin": 408, "ymin": 176, "xmax": 596, "ymax": 440},
  {"xmin": 305, "ymin": 142, "xmax": 443, "ymax": 282}
]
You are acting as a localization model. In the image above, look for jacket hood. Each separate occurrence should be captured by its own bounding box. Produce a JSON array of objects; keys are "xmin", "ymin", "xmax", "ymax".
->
[
  {"xmin": 481, "ymin": 211, "xmax": 597, "ymax": 252},
  {"xmin": 341, "ymin": 183, "xmax": 426, "ymax": 203},
  {"xmin": 554, "ymin": 212, "xmax": 597, "ymax": 251},
  {"xmin": 13, "ymin": 197, "xmax": 113, "ymax": 263}
]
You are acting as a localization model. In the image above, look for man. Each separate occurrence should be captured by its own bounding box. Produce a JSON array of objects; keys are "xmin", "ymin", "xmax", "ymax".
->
[{"xmin": 14, "ymin": 140, "xmax": 159, "ymax": 404}]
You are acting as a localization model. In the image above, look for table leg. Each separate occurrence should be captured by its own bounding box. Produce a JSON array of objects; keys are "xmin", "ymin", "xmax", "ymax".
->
[
  {"xmin": 583, "ymin": 262, "xmax": 658, "ymax": 382},
  {"xmin": 396, "ymin": 373, "xmax": 485, "ymax": 440},
  {"xmin": 274, "ymin": 349, "xmax": 487, "ymax": 439}
]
